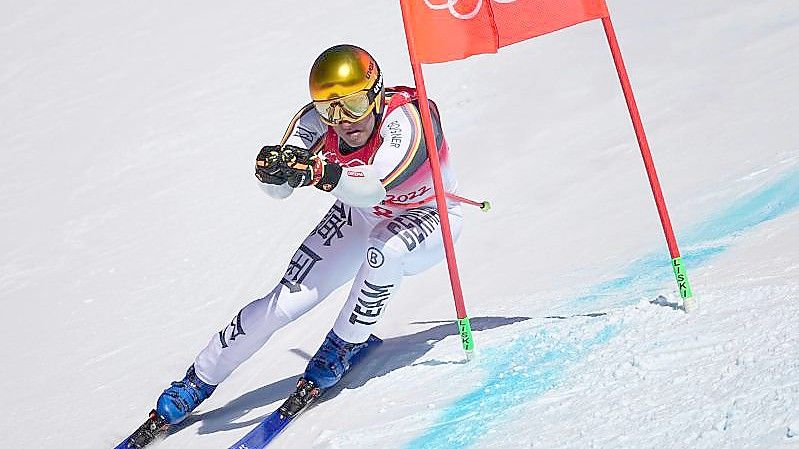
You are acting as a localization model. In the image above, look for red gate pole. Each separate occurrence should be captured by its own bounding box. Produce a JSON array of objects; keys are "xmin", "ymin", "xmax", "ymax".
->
[
  {"xmin": 601, "ymin": 16, "xmax": 695, "ymax": 311},
  {"xmin": 399, "ymin": 0, "xmax": 474, "ymax": 353}
]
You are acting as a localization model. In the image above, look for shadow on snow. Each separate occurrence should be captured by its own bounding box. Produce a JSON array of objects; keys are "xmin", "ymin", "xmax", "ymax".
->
[{"xmin": 178, "ymin": 315, "xmax": 531, "ymax": 435}]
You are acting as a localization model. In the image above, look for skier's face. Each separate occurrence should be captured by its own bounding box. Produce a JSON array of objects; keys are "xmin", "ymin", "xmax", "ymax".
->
[{"xmin": 332, "ymin": 112, "xmax": 376, "ymax": 148}]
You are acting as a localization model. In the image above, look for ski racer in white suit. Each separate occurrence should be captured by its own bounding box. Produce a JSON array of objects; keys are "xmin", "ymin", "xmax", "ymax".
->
[{"xmin": 152, "ymin": 45, "xmax": 463, "ymax": 424}]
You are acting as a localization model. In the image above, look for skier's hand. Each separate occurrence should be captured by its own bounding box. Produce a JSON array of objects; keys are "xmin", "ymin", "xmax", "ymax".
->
[
  {"xmin": 280, "ymin": 145, "xmax": 325, "ymax": 188},
  {"xmin": 255, "ymin": 145, "xmax": 288, "ymax": 185}
]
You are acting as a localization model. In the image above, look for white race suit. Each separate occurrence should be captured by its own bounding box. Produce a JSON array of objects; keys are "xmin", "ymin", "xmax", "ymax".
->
[{"xmin": 194, "ymin": 89, "xmax": 462, "ymax": 385}]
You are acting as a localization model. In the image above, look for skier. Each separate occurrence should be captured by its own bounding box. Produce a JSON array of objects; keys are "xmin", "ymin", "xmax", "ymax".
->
[{"xmin": 155, "ymin": 44, "xmax": 462, "ymax": 424}]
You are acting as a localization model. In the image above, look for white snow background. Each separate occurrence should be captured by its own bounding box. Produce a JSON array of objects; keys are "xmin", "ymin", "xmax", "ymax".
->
[{"xmin": 1, "ymin": 1, "xmax": 798, "ymax": 448}]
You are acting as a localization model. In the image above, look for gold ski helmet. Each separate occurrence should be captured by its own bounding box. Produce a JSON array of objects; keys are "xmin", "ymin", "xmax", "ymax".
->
[{"xmin": 309, "ymin": 45, "xmax": 384, "ymax": 125}]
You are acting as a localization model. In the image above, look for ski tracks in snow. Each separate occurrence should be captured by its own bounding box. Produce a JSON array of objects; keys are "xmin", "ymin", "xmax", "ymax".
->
[
  {"xmin": 506, "ymin": 285, "xmax": 799, "ymax": 449},
  {"xmin": 309, "ymin": 313, "xmax": 623, "ymax": 449},
  {"xmin": 300, "ymin": 168, "xmax": 799, "ymax": 449},
  {"xmin": 310, "ymin": 284, "xmax": 799, "ymax": 449}
]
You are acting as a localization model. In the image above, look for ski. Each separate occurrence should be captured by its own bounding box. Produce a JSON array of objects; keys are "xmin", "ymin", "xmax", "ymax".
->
[
  {"xmin": 113, "ymin": 409, "xmax": 170, "ymax": 449},
  {"xmin": 226, "ymin": 334, "xmax": 383, "ymax": 449}
]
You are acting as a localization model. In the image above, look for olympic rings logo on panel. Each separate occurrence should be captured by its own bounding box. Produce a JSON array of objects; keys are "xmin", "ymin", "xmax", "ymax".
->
[{"xmin": 423, "ymin": 0, "xmax": 518, "ymax": 20}]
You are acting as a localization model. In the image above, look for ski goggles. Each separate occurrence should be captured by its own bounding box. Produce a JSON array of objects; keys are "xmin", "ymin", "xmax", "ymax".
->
[{"xmin": 313, "ymin": 89, "xmax": 377, "ymax": 125}]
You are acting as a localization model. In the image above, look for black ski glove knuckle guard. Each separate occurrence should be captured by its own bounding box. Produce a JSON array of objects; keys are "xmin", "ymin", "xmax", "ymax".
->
[
  {"xmin": 255, "ymin": 145, "xmax": 288, "ymax": 184},
  {"xmin": 256, "ymin": 145, "xmax": 283, "ymax": 168},
  {"xmin": 280, "ymin": 145, "xmax": 312, "ymax": 165},
  {"xmin": 254, "ymin": 144, "xmax": 334, "ymax": 189}
]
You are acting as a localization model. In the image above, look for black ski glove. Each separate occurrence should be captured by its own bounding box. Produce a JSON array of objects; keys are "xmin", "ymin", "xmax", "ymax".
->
[
  {"xmin": 255, "ymin": 145, "xmax": 287, "ymax": 185},
  {"xmin": 280, "ymin": 145, "xmax": 342, "ymax": 191}
]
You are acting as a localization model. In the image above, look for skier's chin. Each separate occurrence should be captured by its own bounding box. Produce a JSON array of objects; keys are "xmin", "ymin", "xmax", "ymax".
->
[
  {"xmin": 341, "ymin": 130, "xmax": 368, "ymax": 147},
  {"xmin": 334, "ymin": 113, "xmax": 376, "ymax": 148}
]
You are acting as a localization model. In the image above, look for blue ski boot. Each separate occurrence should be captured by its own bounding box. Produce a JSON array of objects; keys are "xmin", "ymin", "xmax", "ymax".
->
[
  {"xmin": 303, "ymin": 330, "xmax": 369, "ymax": 389},
  {"xmin": 155, "ymin": 365, "xmax": 217, "ymax": 424}
]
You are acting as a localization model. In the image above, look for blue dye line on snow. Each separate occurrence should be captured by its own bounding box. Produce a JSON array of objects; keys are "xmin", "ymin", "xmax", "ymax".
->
[
  {"xmin": 405, "ymin": 324, "xmax": 619, "ymax": 449},
  {"xmin": 404, "ymin": 168, "xmax": 799, "ymax": 449},
  {"xmin": 574, "ymin": 168, "xmax": 799, "ymax": 308}
]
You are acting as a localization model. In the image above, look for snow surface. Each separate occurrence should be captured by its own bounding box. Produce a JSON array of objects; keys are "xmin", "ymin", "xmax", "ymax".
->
[{"xmin": 1, "ymin": 1, "xmax": 798, "ymax": 448}]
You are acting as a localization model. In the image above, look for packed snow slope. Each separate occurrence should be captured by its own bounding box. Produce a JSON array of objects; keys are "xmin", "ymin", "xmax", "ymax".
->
[{"xmin": 1, "ymin": 1, "xmax": 798, "ymax": 448}]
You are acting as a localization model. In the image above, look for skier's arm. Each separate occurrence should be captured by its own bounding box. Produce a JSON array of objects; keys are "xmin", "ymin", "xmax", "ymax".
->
[
  {"xmin": 323, "ymin": 165, "xmax": 386, "ymax": 207},
  {"xmin": 269, "ymin": 101, "xmax": 442, "ymax": 207},
  {"xmin": 275, "ymin": 145, "xmax": 386, "ymax": 208},
  {"xmin": 256, "ymin": 104, "xmax": 326, "ymax": 199},
  {"xmin": 280, "ymin": 102, "xmax": 441, "ymax": 207}
]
